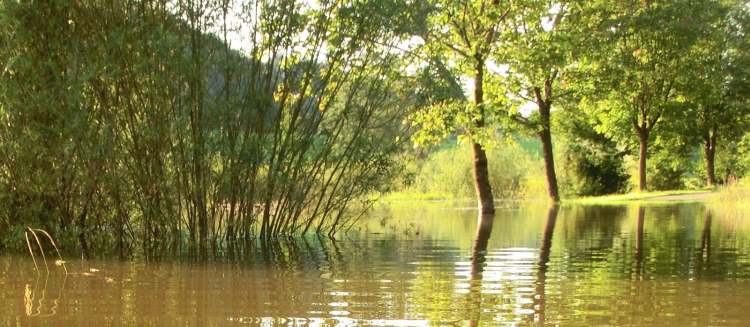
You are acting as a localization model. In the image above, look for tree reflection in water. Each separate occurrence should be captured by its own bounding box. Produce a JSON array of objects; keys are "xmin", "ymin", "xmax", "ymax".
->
[
  {"xmin": 468, "ymin": 211, "xmax": 494, "ymax": 326},
  {"xmin": 24, "ymin": 273, "xmax": 67, "ymax": 318},
  {"xmin": 701, "ymin": 212, "xmax": 712, "ymax": 263},
  {"xmin": 10, "ymin": 203, "xmax": 749, "ymax": 325},
  {"xmin": 532, "ymin": 205, "xmax": 559, "ymax": 325},
  {"xmin": 635, "ymin": 206, "xmax": 645, "ymax": 279},
  {"xmin": 468, "ymin": 205, "xmax": 560, "ymax": 325}
]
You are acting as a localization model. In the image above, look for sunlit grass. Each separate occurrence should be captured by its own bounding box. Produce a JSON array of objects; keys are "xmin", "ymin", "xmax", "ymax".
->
[
  {"xmin": 712, "ymin": 179, "xmax": 750, "ymax": 206},
  {"xmin": 375, "ymin": 193, "xmax": 552, "ymax": 210}
]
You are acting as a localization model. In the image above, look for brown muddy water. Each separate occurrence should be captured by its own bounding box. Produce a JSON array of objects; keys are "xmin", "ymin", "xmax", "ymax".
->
[{"xmin": 3, "ymin": 203, "xmax": 750, "ymax": 326}]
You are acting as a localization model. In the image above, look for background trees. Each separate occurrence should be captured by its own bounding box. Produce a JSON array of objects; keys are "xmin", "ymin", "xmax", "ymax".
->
[
  {"xmin": 405, "ymin": 0, "xmax": 750, "ymax": 200},
  {"xmin": 581, "ymin": 0, "xmax": 711, "ymax": 192},
  {"xmin": 498, "ymin": 0, "xmax": 583, "ymax": 202}
]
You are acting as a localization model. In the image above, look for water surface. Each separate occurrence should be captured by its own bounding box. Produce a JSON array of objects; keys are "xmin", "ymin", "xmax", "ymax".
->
[{"xmin": 3, "ymin": 203, "xmax": 750, "ymax": 325}]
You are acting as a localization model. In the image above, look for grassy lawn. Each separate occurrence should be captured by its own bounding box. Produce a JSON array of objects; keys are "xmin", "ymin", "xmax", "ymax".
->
[{"xmin": 566, "ymin": 189, "xmax": 716, "ymax": 205}]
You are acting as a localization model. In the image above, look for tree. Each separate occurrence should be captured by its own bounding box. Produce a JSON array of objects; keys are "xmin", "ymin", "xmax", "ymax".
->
[
  {"xmin": 683, "ymin": 0, "xmax": 750, "ymax": 187},
  {"xmin": 583, "ymin": 0, "xmax": 708, "ymax": 191},
  {"xmin": 412, "ymin": 0, "xmax": 515, "ymax": 213}
]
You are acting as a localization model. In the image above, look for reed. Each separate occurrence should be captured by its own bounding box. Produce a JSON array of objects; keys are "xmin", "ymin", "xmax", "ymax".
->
[{"xmin": 24, "ymin": 227, "xmax": 68, "ymax": 275}]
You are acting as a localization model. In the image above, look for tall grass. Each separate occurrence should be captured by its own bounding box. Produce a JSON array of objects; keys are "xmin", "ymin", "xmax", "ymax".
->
[
  {"xmin": 709, "ymin": 178, "xmax": 750, "ymax": 218},
  {"xmin": 703, "ymin": 179, "xmax": 750, "ymax": 237},
  {"xmin": 388, "ymin": 140, "xmax": 548, "ymax": 201}
]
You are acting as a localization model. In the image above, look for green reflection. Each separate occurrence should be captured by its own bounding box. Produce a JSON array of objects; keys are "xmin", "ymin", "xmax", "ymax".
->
[{"xmin": 3, "ymin": 203, "xmax": 750, "ymax": 325}]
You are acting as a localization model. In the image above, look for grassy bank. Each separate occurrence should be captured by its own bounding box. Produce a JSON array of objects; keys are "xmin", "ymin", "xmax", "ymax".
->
[{"xmin": 379, "ymin": 189, "xmax": 718, "ymax": 208}]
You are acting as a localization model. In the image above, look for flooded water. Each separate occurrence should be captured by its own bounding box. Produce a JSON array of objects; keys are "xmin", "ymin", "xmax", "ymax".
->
[{"xmin": 3, "ymin": 202, "xmax": 750, "ymax": 325}]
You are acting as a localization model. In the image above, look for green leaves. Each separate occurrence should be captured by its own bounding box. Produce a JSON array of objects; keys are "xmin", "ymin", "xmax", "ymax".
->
[{"xmin": 410, "ymin": 101, "xmax": 458, "ymax": 146}]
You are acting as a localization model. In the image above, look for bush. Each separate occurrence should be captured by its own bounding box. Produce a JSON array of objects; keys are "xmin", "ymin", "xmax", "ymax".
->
[{"xmin": 556, "ymin": 110, "xmax": 630, "ymax": 196}]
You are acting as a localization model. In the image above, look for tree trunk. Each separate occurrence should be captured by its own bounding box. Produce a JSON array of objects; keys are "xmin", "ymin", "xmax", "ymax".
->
[
  {"xmin": 189, "ymin": 20, "xmax": 208, "ymax": 255},
  {"xmin": 638, "ymin": 129, "xmax": 649, "ymax": 192},
  {"xmin": 704, "ymin": 132, "xmax": 717, "ymax": 187},
  {"xmin": 472, "ymin": 57, "xmax": 495, "ymax": 214},
  {"xmin": 538, "ymin": 104, "xmax": 559, "ymax": 202},
  {"xmin": 472, "ymin": 143, "xmax": 495, "ymax": 214},
  {"xmin": 78, "ymin": 209, "xmax": 89, "ymax": 259}
]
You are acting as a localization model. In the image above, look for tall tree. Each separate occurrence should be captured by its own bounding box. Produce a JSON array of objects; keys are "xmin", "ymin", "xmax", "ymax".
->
[{"xmin": 583, "ymin": 0, "xmax": 707, "ymax": 191}]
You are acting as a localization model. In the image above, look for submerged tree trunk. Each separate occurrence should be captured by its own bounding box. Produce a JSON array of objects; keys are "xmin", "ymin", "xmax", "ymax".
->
[
  {"xmin": 638, "ymin": 129, "xmax": 649, "ymax": 192},
  {"xmin": 472, "ymin": 143, "xmax": 495, "ymax": 214},
  {"xmin": 472, "ymin": 58, "xmax": 495, "ymax": 214},
  {"xmin": 704, "ymin": 131, "xmax": 717, "ymax": 187},
  {"xmin": 538, "ymin": 103, "xmax": 559, "ymax": 202},
  {"xmin": 78, "ymin": 211, "xmax": 89, "ymax": 259},
  {"xmin": 472, "ymin": 212, "xmax": 495, "ymax": 267}
]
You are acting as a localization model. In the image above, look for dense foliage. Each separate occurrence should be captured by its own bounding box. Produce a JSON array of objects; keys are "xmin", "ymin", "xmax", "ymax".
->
[{"xmin": 0, "ymin": 0, "xmax": 414, "ymax": 255}]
